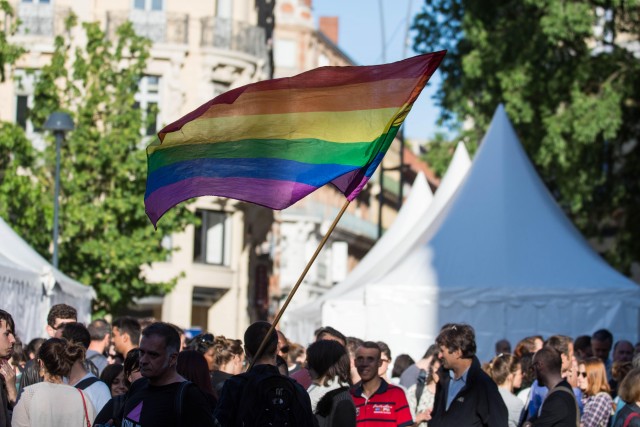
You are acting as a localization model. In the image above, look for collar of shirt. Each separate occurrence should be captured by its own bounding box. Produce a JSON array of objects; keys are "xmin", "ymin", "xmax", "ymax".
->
[
  {"xmin": 352, "ymin": 378, "xmax": 389, "ymax": 399},
  {"xmin": 449, "ymin": 366, "xmax": 470, "ymax": 383}
]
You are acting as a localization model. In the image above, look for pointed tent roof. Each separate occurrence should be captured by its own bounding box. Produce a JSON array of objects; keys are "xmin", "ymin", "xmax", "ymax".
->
[
  {"xmin": 375, "ymin": 105, "xmax": 638, "ymax": 293},
  {"xmin": 352, "ymin": 105, "xmax": 639, "ymax": 360},
  {"xmin": 284, "ymin": 143, "xmax": 472, "ymax": 343}
]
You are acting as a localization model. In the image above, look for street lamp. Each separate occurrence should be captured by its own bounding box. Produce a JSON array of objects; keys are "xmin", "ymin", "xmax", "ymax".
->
[{"xmin": 43, "ymin": 112, "xmax": 74, "ymax": 268}]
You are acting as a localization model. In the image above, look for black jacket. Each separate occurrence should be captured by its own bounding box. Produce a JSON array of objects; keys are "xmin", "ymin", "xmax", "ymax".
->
[{"xmin": 430, "ymin": 356, "xmax": 508, "ymax": 427}]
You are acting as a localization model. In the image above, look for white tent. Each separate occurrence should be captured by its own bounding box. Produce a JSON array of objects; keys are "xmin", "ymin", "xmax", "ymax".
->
[
  {"xmin": 0, "ymin": 217, "xmax": 95, "ymax": 341},
  {"xmin": 284, "ymin": 142, "xmax": 472, "ymax": 344},
  {"xmin": 329, "ymin": 105, "xmax": 639, "ymax": 361}
]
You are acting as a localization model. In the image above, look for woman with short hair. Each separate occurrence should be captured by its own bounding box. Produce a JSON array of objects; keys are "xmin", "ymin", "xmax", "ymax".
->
[
  {"xmin": 577, "ymin": 357, "xmax": 613, "ymax": 427},
  {"xmin": 12, "ymin": 338, "xmax": 96, "ymax": 427},
  {"xmin": 486, "ymin": 353, "xmax": 523, "ymax": 427},
  {"xmin": 612, "ymin": 367, "xmax": 640, "ymax": 427}
]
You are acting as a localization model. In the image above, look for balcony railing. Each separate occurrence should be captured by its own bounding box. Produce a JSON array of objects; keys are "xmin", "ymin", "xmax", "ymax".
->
[
  {"xmin": 106, "ymin": 11, "xmax": 188, "ymax": 45},
  {"xmin": 14, "ymin": 3, "xmax": 71, "ymax": 37},
  {"xmin": 200, "ymin": 17, "xmax": 267, "ymax": 59}
]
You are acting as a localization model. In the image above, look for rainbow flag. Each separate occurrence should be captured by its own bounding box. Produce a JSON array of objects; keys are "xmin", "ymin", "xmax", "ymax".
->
[{"xmin": 145, "ymin": 51, "xmax": 445, "ymax": 226}]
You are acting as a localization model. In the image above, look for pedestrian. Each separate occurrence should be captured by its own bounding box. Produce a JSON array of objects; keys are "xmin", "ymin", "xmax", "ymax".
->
[
  {"xmin": 119, "ymin": 322, "xmax": 216, "ymax": 426},
  {"xmin": 350, "ymin": 341, "xmax": 413, "ymax": 426},
  {"xmin": 486, "ymin": 353, "xmax": 523, "ymax": 427},
  {"xmin": 407, "ymin": 353, "xmax": 440, "ymax": 426},
  {"xmin": 577, "ymin": 358, "xmax": 613, "ymax": 427},
  {"xmin": 306, "ymin": 339, "xmax": 355, "ymax": 426},
  {"xmin": 214, "ymin": 321, "xmax": 315, "ymax": 426},
  {"xmin": 523, "ymin": 346, "xmax": 579, "ymax": 427},
  {"xmin": 11, "ymin": 338, "xmax": 96, "ymax": 427},
  {"xmin": 0, "ymin": 310, "xmax": 16, "ymax": 427},
  {"xmin": 611, "ymin": 367, "xmax": 640, "ymax": 427},
  {"xmin": 429, "ymin": 323, "xmax": 508, "ymax": 427}
]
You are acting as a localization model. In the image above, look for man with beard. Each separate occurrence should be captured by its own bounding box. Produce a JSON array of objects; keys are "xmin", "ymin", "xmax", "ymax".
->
[{"xmin": 0, "ymin": 310, "xmax": 16, "ymax": 427}]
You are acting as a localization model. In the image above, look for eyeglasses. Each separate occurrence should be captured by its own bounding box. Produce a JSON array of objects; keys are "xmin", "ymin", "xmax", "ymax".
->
[
  {"xmin": 280, "ymin": 345, "xmax": 290, "ymax": 354},
  {"xmin": 578, "ymin": 371, "xmax": 587, "ymax": 378}
]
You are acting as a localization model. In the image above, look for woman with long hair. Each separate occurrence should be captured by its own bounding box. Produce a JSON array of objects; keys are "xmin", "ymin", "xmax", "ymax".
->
[
  {"xmin": 486, "ymin": 353, "xmax": 523, "ymax": 427},
  {"xmin": 12, "ymin": 338, "xmax": 96, "ymax": 427},
  {"xmin": 407, "ymin": 355, "xmax": 440, "ymax": 426},
  {"xmin": 209, "ymin": 336, "xmax": 244, "ymax": 396},
  {"xmin": 177, "ymin": 350, "xmax": 217, "ymax": 411},
  {"xmin": 306, "ymin": 339, "xmax": 355, "ymax": 426},
  {"xmin": 577, "ymin": 357, "xmax": 613, "ymax": 427},
  {"xmin": 100, "ymin": 364, "xmax": 127, "ymax": 398}
]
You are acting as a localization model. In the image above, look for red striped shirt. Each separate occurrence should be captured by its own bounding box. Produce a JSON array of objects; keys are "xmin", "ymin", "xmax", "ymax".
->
[{"xmin": 350, "ymin": 379, "xmax": 413, "ymax": 426}]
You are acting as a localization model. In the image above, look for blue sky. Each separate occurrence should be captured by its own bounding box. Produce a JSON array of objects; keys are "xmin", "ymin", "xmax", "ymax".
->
[{"xmin": 312, "ymin": 0, "xmax": 444, "ymax": 142}]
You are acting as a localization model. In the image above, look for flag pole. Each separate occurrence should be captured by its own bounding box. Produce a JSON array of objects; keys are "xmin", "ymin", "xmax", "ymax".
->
[{"xmin": 249, "ymin": 198, "xmax": 352, "ymax": 369}]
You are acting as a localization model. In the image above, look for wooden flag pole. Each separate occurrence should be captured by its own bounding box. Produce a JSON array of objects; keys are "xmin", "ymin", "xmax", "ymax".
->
[{"xmin": 249, "ymin": 199, "xmax": 352, "ymax": 369}]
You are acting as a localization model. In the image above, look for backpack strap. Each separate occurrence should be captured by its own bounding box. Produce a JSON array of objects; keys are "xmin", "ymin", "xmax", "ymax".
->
[
  {"xmin": 623, "ymin": 411, "xmax": 640, "ymax": 427},
  {"xmin": 75, "ymin": 376, "xmax": 101, "ymax": 390},
  {"xmin": 175, "ymin": 380, "xmax": 192, "ymax": 427},
  {"xmin": 544, "ymin": 386, "xmax": 579, "ymax": 427}
]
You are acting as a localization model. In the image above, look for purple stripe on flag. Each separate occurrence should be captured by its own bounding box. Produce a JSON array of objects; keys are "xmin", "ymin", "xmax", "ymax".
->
[{"xmin": 145, "ymin": 177, "xmax": 318, "ymax": 226}]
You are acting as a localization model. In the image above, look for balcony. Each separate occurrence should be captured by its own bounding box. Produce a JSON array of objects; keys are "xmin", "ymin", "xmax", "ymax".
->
[
  {"xmin": 106, "ymin": 11, "xmax": 188, "ymax": 45},
  {"xmin": 14, "ymin": 2, "xmax": 70, "ymax": 38},
  {"xmin": 200, "ymin": 17, "xmax": 267, "ymax": 59}
]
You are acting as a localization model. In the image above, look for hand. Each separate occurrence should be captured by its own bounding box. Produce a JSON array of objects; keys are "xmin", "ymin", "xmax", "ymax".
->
[
  {"xmin": 0, "ymin": 360, "xmax": 17, "ymax": 403},
  {"xmin": 416, "ymin": 408, "xmax": 432, "ymax": 423}
]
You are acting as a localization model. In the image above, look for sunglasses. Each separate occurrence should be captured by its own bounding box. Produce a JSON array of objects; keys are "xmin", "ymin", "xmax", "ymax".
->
[{"xmin": 578, "ymin": 371, "xmax": 587, "ymax": 378}]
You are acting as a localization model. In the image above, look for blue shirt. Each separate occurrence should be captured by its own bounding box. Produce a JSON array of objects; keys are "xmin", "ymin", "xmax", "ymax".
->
[
  {"xmin": 527, "ymin": 379, "xmax": 584, "ymax": 418},
  {"xmin": 446, "ymin": 367, "xmax": 469, "ymax": 410}
]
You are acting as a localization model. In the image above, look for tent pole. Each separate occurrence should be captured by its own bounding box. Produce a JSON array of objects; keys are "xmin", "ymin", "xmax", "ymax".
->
[{"xmin": 249, "ymin": 199, "xmax": 351, "ymax": 369}]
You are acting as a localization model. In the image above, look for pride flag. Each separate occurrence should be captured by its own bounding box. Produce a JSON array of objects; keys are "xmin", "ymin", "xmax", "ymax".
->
[{"xmin": 145, "ymin": 51, "xmax": 445, "ymax": 226}]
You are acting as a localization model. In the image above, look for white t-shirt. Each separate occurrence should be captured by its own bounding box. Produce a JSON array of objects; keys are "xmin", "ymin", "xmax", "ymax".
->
[{"xmin": 71, "ymin": 372, "xmax": 112, "ymax": 414}]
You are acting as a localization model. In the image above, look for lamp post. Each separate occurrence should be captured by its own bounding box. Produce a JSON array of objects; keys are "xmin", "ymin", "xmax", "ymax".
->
[{"xmin": 43, "ymin": 112, "xmax": 74, "ymax": 268}]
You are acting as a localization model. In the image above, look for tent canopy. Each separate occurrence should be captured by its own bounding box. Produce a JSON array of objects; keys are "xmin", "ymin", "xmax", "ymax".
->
[{"xmin": 317, "ymin": 106, "xmax": 640, "ymax": 361}]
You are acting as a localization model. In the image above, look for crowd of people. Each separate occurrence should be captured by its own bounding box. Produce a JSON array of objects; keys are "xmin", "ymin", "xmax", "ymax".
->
[{"xmin": 0, "ymin": 303, "xmax": 639, "ymax": 426}]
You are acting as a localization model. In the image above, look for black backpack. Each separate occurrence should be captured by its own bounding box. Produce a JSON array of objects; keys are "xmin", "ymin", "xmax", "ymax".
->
[{"xmin": 237, "ymin": 373, "xmax": 300, "ymax": 426}]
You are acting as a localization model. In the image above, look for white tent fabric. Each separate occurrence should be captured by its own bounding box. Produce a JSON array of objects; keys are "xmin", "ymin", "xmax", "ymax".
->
[
  {"xmin": 0, "ymin": 217, "xmax": 95, "ymax": 341},
  {"xmin": 284, "ymin": 142, "xmax": 472, "ymax": 344},
  {"xmin": 330, "ymin": 105, "xmax": 639, "ymax": 361}
]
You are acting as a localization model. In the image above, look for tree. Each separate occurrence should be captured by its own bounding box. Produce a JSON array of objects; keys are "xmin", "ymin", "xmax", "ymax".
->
[
  {"xmin": 413, "ymin": 0, "xmax": 640, "ymax": 274},
  {"xmin": 0, "ymin": 13, "xmax": 193, "ymax": 315}
]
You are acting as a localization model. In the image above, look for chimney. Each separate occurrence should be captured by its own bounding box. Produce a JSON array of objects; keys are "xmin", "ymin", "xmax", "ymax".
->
[
  {"xmin": 319, "ymin": 16, "xmax": 339, "ymax": 45},
  {"xmin": 302, "ymin": 0, "xmax": 312, "ymax": 8}
]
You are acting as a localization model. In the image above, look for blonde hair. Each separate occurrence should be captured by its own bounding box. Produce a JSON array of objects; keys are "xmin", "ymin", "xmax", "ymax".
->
[
  {"xmin": 618, "ymin": 367, "xmax": 640, "ymax": 404},
  {"xmin": 581, "ymin": 357, "xmax": 610, "ymax": 396}
]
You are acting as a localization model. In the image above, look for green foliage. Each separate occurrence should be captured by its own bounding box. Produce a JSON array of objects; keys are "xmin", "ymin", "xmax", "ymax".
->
[
  {"xmin": 0, "ymin": 0, "xmax": 25, "ymax": 81},
  {"xmin": 412, "ymin": 0, "xmax": 640, "ymax": 274},
  {"xmin": 0, "ymin": 16, "xmax": 193, "ymax": 315}
]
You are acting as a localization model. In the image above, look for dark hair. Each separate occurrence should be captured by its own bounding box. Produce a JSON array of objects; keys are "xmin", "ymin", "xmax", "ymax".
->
[
  {"xmin": 307, "ymin": 340, "xmax": 350, "ymax": 386},
  {"xmin": 142, "ymin": 322, "xmax": 180, "ymax": 353},
  {"xmin": 426, "ymin": 355, "xmax": 441, "ymax": 385},
  {"xmin": 211, "ymin": 336, "xmax": 243, "ymax": 370},
  {"xmin": 38, "ymin": 338, "xmax": 85, "ymax": 377},
  {"xmin": 0, "ymin": 310, "xmax": 15, "ymax": 335},
  {"xmin": 276, "ymin": 355, "xmax": 289, "ymax": 376},
  {"xmin": 422, "ymin": 344, "xmax": 438, "ymax": 360},
  {"xmin": 518, "ymin": 352, "xmax": 535, "ymax": 389},
  {"xmin": 392, "ymin": 354, "xmax": 415, "ymax": 378},
  {"xmin": 26, "ymin": 338, "xmax": 45, "ymax": 359},
  {"xmin": 545, "ymin": 335, "xmax": 572, "ymax": 358},
  {"xmin": 592, "ymin": 329, "xmax": 613, "ymax": 344},
  {"xmin": 177, "ymin": 350, "xmax": 216, "ymax": 400},
  {"xmin": 436, "ymin": 324, "xmax": 476, "ymax": 358},
  {"xmin": 60, "ymin": 322, "xmax": 91, "ymax": 350},
  {"xmin": 100, "ymin": 363, "xmax": 124, "ymax": 390},
  {"xmin": 112, "ymin": 317, "xmax": 141, "ymax": 345},
  {"xmin": 614, "ymin": 340, "xmax": 633, "ymax": 352},
  {"xmin": 377, "ymin": 341, "xmax": 391, "ymax": 361},
  {"xmin": 123, "ymin": 348, "xmax": 141, "ymax": 387},
  {"xmin": 88, "ymin": 319, "xmax": 111, "ymax": 341},
  {"xmin": 574, "ymin": 335, "xmax": 592, "ymax": 356},
  {"xmin": 244, "ymin": 321, "xmax": 277, "ymax": 358},
  {"xmin": 535, "ymin": 346, "xmax": 562, "ymax": 374},
  {"xmin": 346, "ymin": 337, "xmax": 363, "ymax": 357},
  {"xmin": 314, "ymin": 326, "xmax": 347, "ymax": 346},
  {"xmin": 495, "ymin": 339, "xmax": 511, "ymax": 354},
  {"xmin": 358, "ymin": 341, "xmax": 381, "ymax": 356},
  {"xmin": 47, "ymin": 304, "xmax": 77, "ymax": 327},
  {"xmin": 10, "ymin": 337, "xmax": 27, "ymax": 368},
  {"xmin": 187, "ymin": 333, "xmax": 215, "ymax": 354},
  {"xmin": 487, "ymin": 353, "xmax": 519, "ymax": 385}
]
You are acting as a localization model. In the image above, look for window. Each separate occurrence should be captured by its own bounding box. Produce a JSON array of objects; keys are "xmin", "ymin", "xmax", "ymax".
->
[
  {"xmin": 134, "ymin": 0, "xmax": 163, "ymax": 11},
  {"xmin": 134, "ymin": 75, "xmax": 161, "ymax": 136},
  {"xmin": 193, "ymin": 210, "xmax": 231, "ymax": 266},
  {"xmin": 14, "ymin": 69, "xmax": 38, "ymax": 134},
  {"xmin": 212, "ymin": 80, "xmax": 230, "ymax": 98}
]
